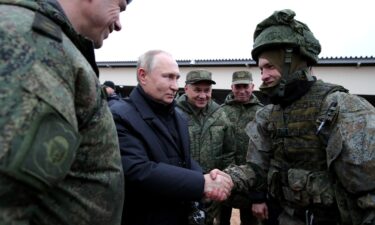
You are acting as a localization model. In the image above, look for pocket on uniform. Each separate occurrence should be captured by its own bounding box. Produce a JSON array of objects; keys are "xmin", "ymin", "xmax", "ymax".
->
[
  {"xmin": 306, "ymin": 171, "xmax": 335, "ymax": 205},
  {"xmin": 287, "ymin": 168, "xmax": 309, "ymax": 191}
]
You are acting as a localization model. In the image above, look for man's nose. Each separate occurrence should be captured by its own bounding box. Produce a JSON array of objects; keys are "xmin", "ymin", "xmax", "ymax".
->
[
  {"xmin": 114, "ymin": 20, "xmax": 122, "ymax": 31},
  {"xmin": 170, "ymin": 80, "xmax": 178, "ymax": 91}
]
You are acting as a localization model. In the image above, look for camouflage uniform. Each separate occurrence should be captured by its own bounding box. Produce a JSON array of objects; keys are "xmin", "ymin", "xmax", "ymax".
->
[
  {"xmin": 229, "ymin": 81, "xmax": 375, "ymax": 225},
  {"xmin": 226, "ymin": 9, "xmax": 375, "ymax": 225},
  {"xmin": 177, "ymin": 94, "xmax": 235, "ymax": 225},
  {"xmin": 0, "ymin": 1, "xmax": 124, "ymax": 225},
  {"xmin": 221, "ymin": 93, "xmax": 263, "ymax": 165},
  {"xmin": 176, "ymin": 95, "xmax": 235, "ymax": 173},
  {"xmin": 220, "ymin": 82, "xmax": 263, "ymax": 225}
]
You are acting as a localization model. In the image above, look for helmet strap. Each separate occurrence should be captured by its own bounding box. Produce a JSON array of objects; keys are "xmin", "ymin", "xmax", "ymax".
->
[
  {"xmin": 305, "ymin": 67, "xmax": 314, "ymax": 81},
  {"xmin": 278, "ymin": 48, "xmax": 293, "ymax": 97}
]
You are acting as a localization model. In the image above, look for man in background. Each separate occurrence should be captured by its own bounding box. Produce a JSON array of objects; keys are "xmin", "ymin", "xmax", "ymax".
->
[
  {"xmin": 103, "ymin": 80, "xmax": 121, "ymax": 106},
  {"xmin": 176, "ymin": 69, "xmax": 235, "ymax": 225},
  {"xmin": 0, "ymin": 0, "xmax": 132, "ymax": 224},
  {"xmin": 220, "ymin": 71, "xmax": 263, "ymax": 225}
]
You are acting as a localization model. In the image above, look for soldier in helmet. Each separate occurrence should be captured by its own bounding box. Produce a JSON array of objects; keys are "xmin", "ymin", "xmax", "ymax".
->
[
  {"xmin": 225, "ymin": 9, "xmax": 375, "ymax": 225},
  {"xmin": 0, "ymin": 0, "xmax": 132, "ymax": 224}
]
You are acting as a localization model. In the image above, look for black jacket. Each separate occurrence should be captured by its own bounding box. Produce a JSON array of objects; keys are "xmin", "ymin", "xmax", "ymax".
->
[{"xmin": 110, "ymin": 86, "xmax": 205, "ymax": 225}]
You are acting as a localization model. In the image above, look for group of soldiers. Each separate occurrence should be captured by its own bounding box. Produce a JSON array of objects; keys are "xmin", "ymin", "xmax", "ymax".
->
[
  {"xmin": 175, "ymin": 69, "xmax": 263, "ymax": 225},
  {"xmin": 2, "ymin": 0, "xmax": 375, "ymax": 224}
]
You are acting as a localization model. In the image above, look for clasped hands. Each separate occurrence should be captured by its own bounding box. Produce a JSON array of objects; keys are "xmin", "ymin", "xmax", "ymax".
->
[{"xmin": 203, "ymin": 169, "xmax": 233, "ymax": 201}]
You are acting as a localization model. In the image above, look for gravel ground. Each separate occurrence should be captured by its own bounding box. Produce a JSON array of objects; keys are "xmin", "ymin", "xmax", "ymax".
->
[{"xmin": 230, "ymin": 209, "xmax": 240, "ymax": 225}]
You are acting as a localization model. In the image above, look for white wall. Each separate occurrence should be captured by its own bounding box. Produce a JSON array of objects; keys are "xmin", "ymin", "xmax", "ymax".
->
[{"xmin": 99, "ymin": 65, "xmax": 375, "ymax": 95}]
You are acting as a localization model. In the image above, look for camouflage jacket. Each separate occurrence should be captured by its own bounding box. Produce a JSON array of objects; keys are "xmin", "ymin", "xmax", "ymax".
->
[
  {"xmin": 176, "ymin": 94, "xmax": 235, "ymax": 172},
  {"xmin": 221, "ymin": 93, "xmax": 263, "ymax": 165},
  {"xmin": 0, "ymin": 1, "xmax": 124, "ymax": 225},
  {"xmin": 226, "ymin": 80, "xmax": 375, "ymax": 224}
]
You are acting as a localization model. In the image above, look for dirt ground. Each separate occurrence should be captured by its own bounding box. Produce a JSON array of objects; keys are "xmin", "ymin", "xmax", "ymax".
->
[{"xmin": 230, "ymin": 209, "xmax": 240, "ymax": 225}]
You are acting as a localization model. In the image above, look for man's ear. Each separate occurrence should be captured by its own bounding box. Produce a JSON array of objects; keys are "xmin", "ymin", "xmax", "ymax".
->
[{"xmin": 137, "ymin": 68, "xmax": 147, "ymax": 84}]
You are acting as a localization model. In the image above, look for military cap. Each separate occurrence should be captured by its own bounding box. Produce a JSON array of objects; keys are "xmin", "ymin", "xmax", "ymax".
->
[
  {"xmin": 103, "ymin": 80, "xmax": 116, "ymax": 89},
  {"xmin": 232, "ymin": 71, "xmax": 252, "ymax": 85},
  {"xmin": 185, "ymin": 69, "xmax": 216, "ymax": 85}
]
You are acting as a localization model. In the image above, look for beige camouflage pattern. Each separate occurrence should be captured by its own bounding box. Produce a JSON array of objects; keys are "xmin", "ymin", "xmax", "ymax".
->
[{"xmin": 0, "ymin": 1, "xmax": 124, "ymax": 225}]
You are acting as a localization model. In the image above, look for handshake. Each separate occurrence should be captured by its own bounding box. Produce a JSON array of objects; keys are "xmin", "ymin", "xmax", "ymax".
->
[{"xmin": 203, "ymin": 169, "xmax": 233, "ymax": 201}]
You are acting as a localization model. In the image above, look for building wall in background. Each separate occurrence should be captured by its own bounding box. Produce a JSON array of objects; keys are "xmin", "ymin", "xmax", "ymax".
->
[{"xmin": 99, "ymin": 65, "xmax": 374, "ymax": 95}]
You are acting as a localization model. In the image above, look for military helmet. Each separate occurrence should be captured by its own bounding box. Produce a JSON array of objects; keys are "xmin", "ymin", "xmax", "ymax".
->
[{"xmin": 251, "ymin": 9, "xmax": 321, "ymax": 65}]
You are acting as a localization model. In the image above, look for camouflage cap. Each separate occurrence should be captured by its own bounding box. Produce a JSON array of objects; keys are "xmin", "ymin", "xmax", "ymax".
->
[
  {"xmin": 185, "ymin": 69, "xmax": 216, "ymax": 85},
  {"xmin": 232, "ymin": 71, "xmax": 252, "ymax": 85}
]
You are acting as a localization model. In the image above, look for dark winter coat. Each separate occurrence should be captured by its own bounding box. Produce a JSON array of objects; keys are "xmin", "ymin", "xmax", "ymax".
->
[{"xmin": 111, "ymin": 86, "xmax": 205, "ymax": 225}]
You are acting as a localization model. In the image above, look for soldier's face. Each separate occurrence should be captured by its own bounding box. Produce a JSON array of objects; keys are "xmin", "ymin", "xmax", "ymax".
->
[
  {"xmin": 138, "ymin": 53, "xmax": 180, "ymax": 105},
  {"xmin": 81, "ymin": 0, "xmax": 127, "ymax": 48},
  {"xmin": 231, "ymin": 83, "xmax": 254, "ymax": 103},
  {"xmin": 184, "ymin": 82, "xmax": 212, "ymax": 109},
  {"xmin": 258, "ymin": 57, "xmax": 282, "ymax": 88}
]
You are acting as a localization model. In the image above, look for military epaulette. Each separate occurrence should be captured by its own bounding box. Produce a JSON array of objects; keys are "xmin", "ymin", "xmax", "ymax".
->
[{"xmin": 32, "ymin": 12, "xmax": 62, "ymax": 42}]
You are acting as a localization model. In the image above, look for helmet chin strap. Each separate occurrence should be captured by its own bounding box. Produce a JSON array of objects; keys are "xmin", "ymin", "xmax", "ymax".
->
[{"xmin": 278, "ymin": 48, "xmax": 293, "ymax": 97}]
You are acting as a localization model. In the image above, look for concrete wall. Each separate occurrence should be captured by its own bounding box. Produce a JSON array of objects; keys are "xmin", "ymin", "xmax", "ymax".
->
[{"xmin": 99, "ymin": 65, "xmax": 375, "ymax": 95}]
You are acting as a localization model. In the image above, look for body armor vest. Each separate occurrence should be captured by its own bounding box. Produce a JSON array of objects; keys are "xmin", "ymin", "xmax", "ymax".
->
[{"xmin": 267, "ymin": 81, "xmax": 347, "ymax": 222}]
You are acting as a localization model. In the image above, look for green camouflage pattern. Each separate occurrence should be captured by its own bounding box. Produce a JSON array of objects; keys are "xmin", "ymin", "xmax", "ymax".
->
[
  {"xmin": 251, "ymin": 9, "xmax": 321, "ymax": 65},
  {"xmin": 231, "ymin": 71, "xmax": 253, "ymax": 85},
  {"xmin": 177, "ymin": 94, "xmax": 235, "ymax": 225},
  {"xmin": 221, "ymin": 93, "xmax": 263, "ymax": 165},
  {"xmin": 227, "ymin": 80, "xmax": 375, "ymax": 224},
  {"xmin": 220, "ymin": 92, "xmax": 263, "ymax": 224},
  {"xmin": 176, "ymin": 94, "xmax": 235, "ymax": 172},
  {"xmin": 0, "ymin": 1, "xmax": 124, "ymax": 225},
  {"xmin": 185, "ymin": 69, "xmax": 216, "ymax": 85}
]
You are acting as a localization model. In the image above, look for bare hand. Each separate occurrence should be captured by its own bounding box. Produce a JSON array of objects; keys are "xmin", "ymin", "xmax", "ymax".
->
[
  {"xmin": 209, "ymin": 168, "xmax": 232, "ymax": 181},
  {"xmin": 252, "ymin": 202, "xmax": 268, "ymax": 220},
  {"xmin": 203, "ymin": 169, "xmax": 233, "ymax": 201}
]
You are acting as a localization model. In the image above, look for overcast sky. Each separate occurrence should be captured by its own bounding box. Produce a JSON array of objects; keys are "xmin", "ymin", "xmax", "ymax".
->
[{"xmin": 95, "ymin": 0, "xmax": 375, "ymax": 62}]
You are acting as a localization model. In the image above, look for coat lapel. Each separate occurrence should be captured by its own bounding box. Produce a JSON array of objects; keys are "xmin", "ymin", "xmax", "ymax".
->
[{"xmin": 130, "ymin": 87, "xmax": 181, "ymax": 154}]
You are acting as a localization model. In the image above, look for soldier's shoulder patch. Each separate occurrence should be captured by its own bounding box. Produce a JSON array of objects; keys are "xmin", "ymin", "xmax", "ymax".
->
[{"xmin": 32, "ymin": 12, "xmax": 62, "ymax": 42}]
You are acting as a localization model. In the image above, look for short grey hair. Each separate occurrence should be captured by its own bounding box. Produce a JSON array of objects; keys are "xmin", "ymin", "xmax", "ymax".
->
[{"xmin": 137, "ymin": 50, "xmax": 171, "ymax": 72}]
